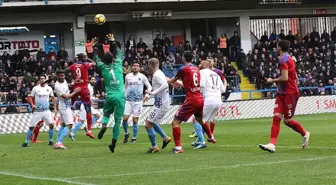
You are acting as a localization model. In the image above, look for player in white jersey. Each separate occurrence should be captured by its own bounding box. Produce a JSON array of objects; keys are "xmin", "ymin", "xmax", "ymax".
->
[
  {"xmin": 144, "ymin": 58, "xmax": 172, "ymax": 153},
  {"xmin": 69, "ymin": 76, "xmax": 101, "ymax": 140},
  {"xmin": 192, "ymin": 59, "xmax": 226, "ymax": 149},
  {"xmin": 21, "ymin": 74, "xmax": 57, "ymax": 147},
  {"xmin": 53, "ymin": 70, "xmax": 81, "ymax": 149},
  {"xmin": 122, "ymin": 61, "xmax": 152, "ymax": 143}
]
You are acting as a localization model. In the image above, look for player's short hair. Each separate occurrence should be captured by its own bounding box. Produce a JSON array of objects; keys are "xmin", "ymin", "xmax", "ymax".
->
[
  {"xmin": 76, "ymin": 53, "xmax": 86, "ymax": 61},
  {"xmin": 183, "ymin": 50, "xmax": 193, "ymax": 63},
  {"xmin": 148, "ymin": 58, "xmax": 159, "ymax": 67},
  {"xmin": 56, "ymin": 70, "xmax": 65, "ymax": 76},
  {"xmin": 277, "ymin": 40, "xmax": 290, "ymax": 52},
  {"xmin": 132, "ymin": 60, "xmax": 141, "ymax": 67},
  {"xmin": 39, "ymin": 74, "xmax": 47, "ymax": 79}
]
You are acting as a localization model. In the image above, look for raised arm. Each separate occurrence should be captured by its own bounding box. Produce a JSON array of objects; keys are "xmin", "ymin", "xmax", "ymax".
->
[{"xmin": 106, "ymin": 33, "xmax": 123, "ymax": 65}]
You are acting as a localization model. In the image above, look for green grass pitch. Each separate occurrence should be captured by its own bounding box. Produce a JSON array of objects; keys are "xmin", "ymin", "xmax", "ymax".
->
[{"xmin": 0, "ymin": 113, "xmax": 335, "ymax": 185}]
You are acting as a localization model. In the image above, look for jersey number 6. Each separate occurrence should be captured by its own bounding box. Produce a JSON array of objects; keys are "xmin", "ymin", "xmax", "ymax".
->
[{"xmin": 193, "ymin": 72, "xmax": 199, "ymax": 87}]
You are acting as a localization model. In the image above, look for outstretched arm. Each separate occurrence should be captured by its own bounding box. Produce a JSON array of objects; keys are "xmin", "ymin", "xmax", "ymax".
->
[{"xmin": 106, "ymin": 34, "xmax": 123, "ymax": 65}]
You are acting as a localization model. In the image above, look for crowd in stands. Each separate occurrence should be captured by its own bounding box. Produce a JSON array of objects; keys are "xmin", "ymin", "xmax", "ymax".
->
[
  {"xmin": 1, "ymin": 26, "xmax": 335, "ymax": 112},
  {"xmin": 0, "ymin": 30, "xmax": 241, "ymax": 112},
  {"xmin": 236, "ymin": 27, "xmax": 336, "ymax": 97}
]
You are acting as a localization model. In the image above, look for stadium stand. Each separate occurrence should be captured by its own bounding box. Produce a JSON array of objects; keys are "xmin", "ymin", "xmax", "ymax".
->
[{"xmin": 0, "ymin": 27, "xmax": 335, "ymax": 113}]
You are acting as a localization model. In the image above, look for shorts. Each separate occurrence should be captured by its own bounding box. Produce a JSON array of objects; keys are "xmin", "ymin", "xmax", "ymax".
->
[
  {"xmin": 203, "ymin": 100, "xmax": 222, "ymax": 122},
  {"xmin": 79, "ymin": 103, "xmax": 99, "ymax": 121},
  {"xmin": 30, "ymin": 110, "xmax": 53, "ymax": 127},
  {"xmin": 59, "ymin": 107, "xmax": 73, "ymax": 125},
  {"xmin": 175, "ymin": 98, "xmax": 204, "ymax": 122},
  {"xmin": 124, "ymin": 101, "xmax": 142, "ymax": 117},
  {"xmin": 147, "ymin": 107, "xmax": 168, "ymax": 124},
  {"xmin": 273, "ymin": 93, "xmax": 300, "ymax": 119},
  {"xmin": 103, "ymin": 95, "xmax": 125, "ymax": 122},
  {"xmin": 73, "ymin": 85, "xmax": 91, "ymax": 105}
]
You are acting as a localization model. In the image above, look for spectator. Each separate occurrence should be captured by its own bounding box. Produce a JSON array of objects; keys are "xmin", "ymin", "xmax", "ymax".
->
[
  {"xmin": 122, "ymin": 61, "xmax": 131, "ymax": 78},
  {"xmin": 229, "ymin": 31, "xmax": 241, "ymax": 61},
  {"xmin": 184, "ymin": 41, "xmax": 192, "ymax": 51},
  {"xmin": 57, "ymin": 47, "xmax": 69, "ymax": 61},
  {"xmin": 153, "ymin": 43, "xmax": 162, "ymax": 56},
  {"xmin": 4, "ymin": 102, "xmax": 19, "ymax": 113},
  {"xmin": 47, "ymin": 49, "xmax": 57, "ymax": 60},
  {"xmin": 162, "ymin": 34, "xmax": 171, "ymax": 47},
  {"xmin": 195, "ymin": 35, "xmax": 205, "ymax": 47},
  {"xmin": 321, "ymin": 29, "xmax": 330, "ymax": 42},
  {"xmin": 166, "ymin": 52, "xmax": 176, "ymax": 67},
  {"xmin": 279, "ymin": 29, "xmax": 286, "ymax": 40},
  {"xmin": 0, "ymin": 60, "xmax": 5, "ymax": 72},
  {"xmin": 8, "ymin": 77, "xmax": 17, "ymax": 91},
  {"xmin": 0, "ymin": 92, "xmax": 6, "ymax": 104},
  {"xmin": 286, "ymin": 30, "xmax": 295, "ymax": 44},
  {"xmin": 126, "ymin": 35, "xmax": 136, "ymax": 53},
  {"xmin": 310, "ymin": 27, "xmax": 320, "ymax": 41},
  {"xmin": 269, "ymin": 30, "xmax": 278, "ymax": 41},
  {"xmin": 136, "ymin": 38, "xmax": 147, "ymax": 52},
  {"xmin": 19, "ymin": 83, "xmax": 29, "ymax": 103},
  {"xmin": 218, "ymin": 33, "xmax": 228, "ymax": 57},
  {"xmin": 331, "ymin": 27, "xmax": 336, "ymax": 42},
  {"xmin": 260, "ymin": 31, "xmax": 269, "ymax": 43},
  {"xmin": 36, "ymin": 48, "xmax": 47, "ymax": 60},
  {"xmin": 167, "ymin": 42, "xmax": 176, "ymax": 54},
  {"xmin": 6, "ymin": 90, "xmax": 17, "ymax": 104}
]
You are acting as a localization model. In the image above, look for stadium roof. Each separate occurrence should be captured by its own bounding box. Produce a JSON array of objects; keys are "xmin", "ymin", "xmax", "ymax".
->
[{"xmin": 0, "ymin": 0, "xmax": 334, "ymax": 14}]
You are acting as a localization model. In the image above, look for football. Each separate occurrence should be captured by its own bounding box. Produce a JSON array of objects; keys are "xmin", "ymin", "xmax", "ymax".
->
[{"xmin": 94, "ymin": 14, "xmax": 106, "ymax": 25}]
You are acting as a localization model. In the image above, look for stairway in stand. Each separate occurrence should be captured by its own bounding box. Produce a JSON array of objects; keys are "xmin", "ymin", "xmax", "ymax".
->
[{"xmin": 231, "ymin": 62, "xmax": 262, "ymax": 100}]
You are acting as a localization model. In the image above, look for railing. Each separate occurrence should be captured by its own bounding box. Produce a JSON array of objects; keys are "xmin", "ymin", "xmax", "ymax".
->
[
  {"xmin": 226, "ymin": 76, "xmax": 240, "ymax": 91},
  {"xmin": 242, "ymin": 86, "xmax": 336, "ymax": 100}
]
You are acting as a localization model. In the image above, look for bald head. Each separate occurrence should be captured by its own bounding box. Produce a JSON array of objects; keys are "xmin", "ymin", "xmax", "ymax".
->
[{"xmin": 199, "ymin": 60, "xmax": 210, "ymax": 69}]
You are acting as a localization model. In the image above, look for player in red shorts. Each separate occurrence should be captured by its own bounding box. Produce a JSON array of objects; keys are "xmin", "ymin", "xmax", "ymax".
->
[
  {"xmin": 167, "ymin": 50, "xmax": 213, "ymax": 154},
  {"xmin": 67, "ymin": 53, "xmax": 96, "ymax": 139},
  {"xmin": 259, "ymin": 40, "xmax": 310, "ymax": 153}
]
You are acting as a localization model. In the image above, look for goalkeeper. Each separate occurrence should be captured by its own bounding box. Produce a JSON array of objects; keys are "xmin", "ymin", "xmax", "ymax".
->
[{"xmin": 95, "ymin": 34, "xmax": 125, "ymax": 153}]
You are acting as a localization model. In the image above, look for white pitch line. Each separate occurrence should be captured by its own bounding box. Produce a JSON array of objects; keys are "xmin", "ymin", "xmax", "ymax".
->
[
  {"xmin": 218, "ymin": 144, "xmax": 336, "ymax": 149},
  {"xmin": 0, "ymin": 171, "xmax": 96, "ymax": 185},
  {"xmin": 67, "ymin": 156, "xmax": 336, "ymax": 180},
  {"xmin": 58, "ymin": 141, "xmax": 336, "ymax": 150}
]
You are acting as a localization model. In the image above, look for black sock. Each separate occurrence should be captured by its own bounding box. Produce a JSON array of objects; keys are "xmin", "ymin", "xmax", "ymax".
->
[{"xmin": 112, "ymin": 139, "xmax": 117, "ymax": 145}]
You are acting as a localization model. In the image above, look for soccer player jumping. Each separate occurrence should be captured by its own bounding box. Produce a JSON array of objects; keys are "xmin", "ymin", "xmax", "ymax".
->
[
  {"xmin": 68, "ymin": 53, "xmax": 95, "ymax": 139},
  {"xmin": 167, "ymin": 50, "xmax": 213, "ymax": 154},
  {"xmin": 96, "ymin": 34, "xmax": 125, "ymax": 153},
  {"xmin": 259, "ymin": 40, "xmax": 310, "ymax": 153}
]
